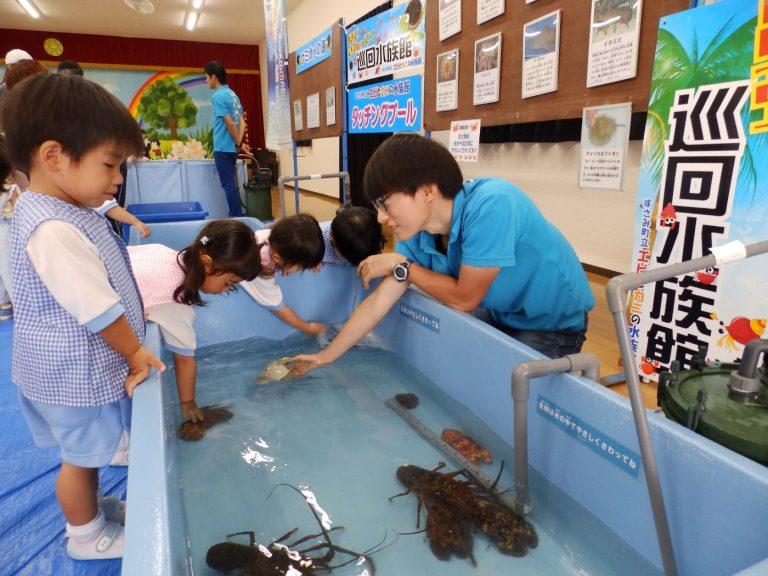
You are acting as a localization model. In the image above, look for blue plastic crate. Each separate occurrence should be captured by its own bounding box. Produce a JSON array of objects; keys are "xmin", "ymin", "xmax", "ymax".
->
[{"xmin": 122, "ymin": 201, "xmax": 208, "ymax": 239}]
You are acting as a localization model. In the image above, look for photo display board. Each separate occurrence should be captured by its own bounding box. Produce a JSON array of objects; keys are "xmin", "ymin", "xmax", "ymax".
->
[
  {"xmin": 288, "ymin": 20, "xmax": 344, "ymax": 140},
  {"xmin": 424, "ymin": 0, "xmax": 690, "ymax": 130}
]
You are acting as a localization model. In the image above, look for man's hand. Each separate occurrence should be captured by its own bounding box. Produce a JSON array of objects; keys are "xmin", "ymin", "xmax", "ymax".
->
[{"xmin": 357, "ymin": 253, "xmax": 406, "ymax": 289}]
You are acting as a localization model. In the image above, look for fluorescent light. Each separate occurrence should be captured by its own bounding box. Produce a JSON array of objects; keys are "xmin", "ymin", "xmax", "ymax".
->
[
  {"xmin": 17, "ymin": 0, "xmax": 40, "ymax": 19},
  {"xmin": 186, "ymin": 11, "xmax": 198, "ymax": 30},
  {"xmin": 192, "ymin": 0, "xmax": 203, "ymax": 9}
]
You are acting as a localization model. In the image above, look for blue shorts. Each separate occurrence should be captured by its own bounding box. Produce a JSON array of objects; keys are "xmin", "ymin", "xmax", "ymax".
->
[{"xmin": 18, "ymin": 391, "xmax": 132, "ymax": 468}]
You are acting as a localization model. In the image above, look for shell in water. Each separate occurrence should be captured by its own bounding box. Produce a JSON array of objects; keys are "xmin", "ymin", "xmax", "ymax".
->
[{"xmin": 256, "ymin": 357, "xmax": 295, "ymax": 384}]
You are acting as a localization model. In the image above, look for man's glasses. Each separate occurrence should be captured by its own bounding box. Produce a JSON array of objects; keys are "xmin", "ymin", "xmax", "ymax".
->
[{"xmin": 371, "ymin": 194, "xmax": 390, "ymax": 212}]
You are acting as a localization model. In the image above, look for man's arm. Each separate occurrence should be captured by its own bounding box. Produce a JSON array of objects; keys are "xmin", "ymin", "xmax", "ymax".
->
[
  {"xmin": 407, "ymin": 262, "xmax": 500, "ymax": 312},
  {"xmin": 223, "ymin": 115, "xmax": 241, "ymax": 146},
  {"xmin": 292, "ymin": 276, "xmax": 409, "ymax": 369},
  {"xmin": 358, "ymin": 253, "xmax": 499, "ymax": 313}
]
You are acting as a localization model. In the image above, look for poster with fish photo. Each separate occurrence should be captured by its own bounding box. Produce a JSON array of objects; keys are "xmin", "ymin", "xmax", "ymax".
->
[
  {"xmin": 473, "ymin": 32, "xmax": 501, "ymax": 105},
  {"xmin": 586, "ymin": 0, "xmax": 643, "ymax": 88},
  {"xmin": 522, "ymin": 10, "xmax": 561, "ymax": 99},
  {"xmin": 628, "ymin": 0, "xmax": 768, "ymax": 376},
  {"xmin": 579, "ymin": 103, "xmax": 631, "ymax": 190},
  {"xmin": 436, "ymin": 49, "xmax": 459, "ymax": 111}
]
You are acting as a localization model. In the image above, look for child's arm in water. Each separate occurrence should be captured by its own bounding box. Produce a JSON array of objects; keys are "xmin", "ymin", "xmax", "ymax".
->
[
  {"xmin": 174, "ymin": 353, "xmax": 203, "ymax": 422},
  {"xmin": 104, "ymin": 204, "xmax": 151, "ymax": 238},
  {"xmin": 99, "ymin": 315, "xmax": 166, "ymax": 396},
  {"xmin": 272, "ymin": 306, "xmax": 326, "ymax": 336}
]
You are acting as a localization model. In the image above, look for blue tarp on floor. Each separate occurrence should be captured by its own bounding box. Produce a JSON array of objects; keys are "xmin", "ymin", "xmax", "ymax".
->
[{"xmin": 0, "ymin": 320, "xmax": 126, "ymax": 575}]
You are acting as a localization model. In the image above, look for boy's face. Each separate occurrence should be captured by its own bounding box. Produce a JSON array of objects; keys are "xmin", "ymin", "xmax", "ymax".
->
[{"xmin": 49, "ymin": 143, "xmax": 126, "ymax": 208}]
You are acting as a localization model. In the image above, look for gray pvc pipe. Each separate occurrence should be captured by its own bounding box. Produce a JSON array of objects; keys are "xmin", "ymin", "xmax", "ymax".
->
[
  {"xmin": 604, "ymin": 239, "xmax": 768, "ymax": 576},
  {"xmin": 737, "ymin": 338, "xmax": 768, "ymax": 379},
  {"xmin": 277, "ymin": 172, "xmax": 351, "ymax": 218},
  {"xmin": 511, "ymin": 353, "xmax": 600, "ymax": 515}
]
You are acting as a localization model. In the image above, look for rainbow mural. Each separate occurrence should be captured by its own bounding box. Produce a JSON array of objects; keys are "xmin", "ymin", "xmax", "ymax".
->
[{"xmin": 127, "ymin": 71, "xmax": 208, "ymax": 123}]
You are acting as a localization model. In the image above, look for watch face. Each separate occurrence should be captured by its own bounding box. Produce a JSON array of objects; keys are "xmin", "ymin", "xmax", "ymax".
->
[{"xmin": 394, "ymin": 264, "xmax": 407, "ymax": 281}]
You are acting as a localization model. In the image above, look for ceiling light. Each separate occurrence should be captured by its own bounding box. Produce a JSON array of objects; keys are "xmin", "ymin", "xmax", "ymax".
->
[
  {"xmin": 17, "ymin": 0, "xmax": 41, "ymax": 19},
  {"xmin": 192, "ymin": 0, "xmax": 204, "ymax": 9},
  {"xmin": 186, "ymin": 11, "xmax": 199, "ymax": 31}
]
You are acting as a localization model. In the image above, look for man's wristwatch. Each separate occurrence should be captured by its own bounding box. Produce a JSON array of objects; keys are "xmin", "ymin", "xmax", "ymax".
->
[{"xmin": 393, "ymin": 258, "xmax": 414, "ymax": 282}]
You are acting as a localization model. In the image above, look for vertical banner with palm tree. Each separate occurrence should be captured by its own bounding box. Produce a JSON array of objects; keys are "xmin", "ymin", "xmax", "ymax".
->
[{"xmin": 628, "ymin": 0, "xmax": 768, "ymax": 377}]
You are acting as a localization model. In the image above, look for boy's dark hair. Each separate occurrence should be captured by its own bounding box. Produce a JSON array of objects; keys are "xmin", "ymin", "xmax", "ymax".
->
[
  {"xmin": 1, "ymin": 73, "xmax": 144, "ymax": 175},
  {"xmin": 57, "ymin": 59, "xmax": 84, "ymax": 76},
  {"xmin": 267, "ymin": 213, "xmax": 324, "ymax": 272},
  {"xmin": 174, "ymin": 220, "xmax": 261, "ymax": 306},
  {"xmin": 363, "ymin": 133, "xmax": 464, "ymax": 203},
  {"xmin": 204, "ymin": 61, "xmax": 227, "ymax": 85},
  {"xmin": 5, "ymin": 59, "xmax": 48, "ymax": 90},
  {"xmin": 331, "ymin": 206, "xmax": 383, "ymax": 265},
  {"xmin": 0, "ymin": 134, "xmax": 10, "ymax": 191}
]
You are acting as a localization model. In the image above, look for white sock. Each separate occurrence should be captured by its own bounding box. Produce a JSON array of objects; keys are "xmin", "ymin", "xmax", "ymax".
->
[{"xmin": 66, "ymin": 510, "xmax": 106, "ymax": 544}]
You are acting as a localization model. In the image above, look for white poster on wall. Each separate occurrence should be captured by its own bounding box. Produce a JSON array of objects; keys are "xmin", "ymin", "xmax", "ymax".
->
[
  {"xmin": 579, "ymin": 102, "xmax": 631, "ymax": 190},
  {"xmin": 477, "ymin": 0, "xmax": 504, "ymax": 24},
  {"xmin": 473, "ymin": 32, "xmax": 502, "ymax": 105},
  {"xmin": 449, "ymin": 119, "xmax": 481, "ymax": 162},
  {"xmin": 439, "ymin": 0, "xmax": 462, "ymax": 40},
  {"xmin": 522, "ymin": 10, "xmax": 561, "ymax": 99},
  {"xmin": 293, "ymin": 99, "xmax": 303, "ymax": 131},
  {"xmin": 586, "ymin": 0, "xmax": 643, "ymax": 87},
  {"xmin": 437, "ymin": 49, "xmax": 459, "ymax": 111},
  {"xmin": 306, "ymin": 92, "xmax": 320, "ymax": 129},
  {"xmin": 326, "ymin": 86, "xmax": 336, "ymax": 126}
]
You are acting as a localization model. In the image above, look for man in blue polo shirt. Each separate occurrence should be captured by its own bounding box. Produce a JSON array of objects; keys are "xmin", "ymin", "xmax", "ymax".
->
[
  {"xmin": 293, "ymin": 133, "xmax": 595, "ymax": 368},
  {"xmin": 205, "ymin": 60, "xmax": 245, "ymax": 217}
]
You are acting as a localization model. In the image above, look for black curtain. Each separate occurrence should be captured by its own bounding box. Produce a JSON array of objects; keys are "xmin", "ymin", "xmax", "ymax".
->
[{"xmin": 340, "ymin": 1, "xmax": 393, "ymax": 207}]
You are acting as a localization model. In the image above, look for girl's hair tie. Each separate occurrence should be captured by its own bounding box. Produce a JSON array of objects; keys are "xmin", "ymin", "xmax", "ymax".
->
[{"xmin": 200, "ymin": 235, "xmax": 210, "ymax": 246}]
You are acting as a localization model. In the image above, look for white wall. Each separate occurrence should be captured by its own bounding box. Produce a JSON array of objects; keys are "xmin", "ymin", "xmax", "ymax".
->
[{"xmin": 261, "ymin": 1, "xmax": 639, "ymax": 273}]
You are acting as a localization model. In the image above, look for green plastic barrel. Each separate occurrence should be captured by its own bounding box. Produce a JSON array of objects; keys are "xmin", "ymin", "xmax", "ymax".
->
[{"xmin": 245, "ymin": 168, "xmax": 273, "ymax": 220}]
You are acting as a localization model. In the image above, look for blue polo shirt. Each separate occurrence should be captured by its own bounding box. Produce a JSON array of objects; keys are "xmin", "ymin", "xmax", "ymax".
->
[
  {"xmin": 211, "ymin": 85, "xmax": 243, "ymax": 153},
  {"xmin": 396, "ymin": 178, "xmax": 594, "ymax": 331}
]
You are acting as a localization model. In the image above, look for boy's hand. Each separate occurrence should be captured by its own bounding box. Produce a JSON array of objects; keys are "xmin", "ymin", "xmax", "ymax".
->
[
  {"xmin": 135, "ymin": 222, "xmax": 152, "ymax": 238},
  {"xmin": 124, "ymin": 346, "xmax": 166, "ymax": 397},
  {"xmin": 181, "ymin": 399, "xmax": 204, "ymax": 423}
]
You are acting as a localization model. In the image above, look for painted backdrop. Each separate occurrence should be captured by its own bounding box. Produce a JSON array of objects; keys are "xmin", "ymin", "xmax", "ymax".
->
[{"xmin": 628, "ymin": 0, "xmax": 768, "ymax": 376}]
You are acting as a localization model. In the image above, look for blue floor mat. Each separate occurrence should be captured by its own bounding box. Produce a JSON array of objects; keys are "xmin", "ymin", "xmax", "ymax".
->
[{"xmin": 0, "ymin": 320, "xmax": 126, "ymax": 575}]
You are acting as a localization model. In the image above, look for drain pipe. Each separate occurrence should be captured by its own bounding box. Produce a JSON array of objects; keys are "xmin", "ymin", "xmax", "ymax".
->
[
  {"xmin": 511, "ymin": 353, "xmax": 600, "ymax": 515},
  {"xmin": 605, "ymin": 240, "xmax": 768, "ymax": 576}
]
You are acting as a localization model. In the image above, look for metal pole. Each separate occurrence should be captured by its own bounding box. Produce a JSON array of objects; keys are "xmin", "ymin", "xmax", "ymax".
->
[{"xmin": 511, "ymin": 354, "xmax": 600, "ymax": 515}]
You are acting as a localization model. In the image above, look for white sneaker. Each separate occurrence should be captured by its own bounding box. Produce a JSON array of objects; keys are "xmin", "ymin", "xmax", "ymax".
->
[{"xmin": 66, "ymin": 521, "xmax": 124, "ymax": 560}]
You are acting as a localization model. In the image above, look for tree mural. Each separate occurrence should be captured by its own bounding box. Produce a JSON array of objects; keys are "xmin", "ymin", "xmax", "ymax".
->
[{"xmin": 138, "ymin": 77, "xmax": 198, "ymax": 140}]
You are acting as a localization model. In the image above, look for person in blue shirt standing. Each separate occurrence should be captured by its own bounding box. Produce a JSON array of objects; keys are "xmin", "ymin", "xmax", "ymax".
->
[
  {"xmin": 204, "ymin": 61, "xmax": 246, "ymax": 217},
  {"xmin": 293, "ymin": 133, "xmax": 595, "ymax": 368}
]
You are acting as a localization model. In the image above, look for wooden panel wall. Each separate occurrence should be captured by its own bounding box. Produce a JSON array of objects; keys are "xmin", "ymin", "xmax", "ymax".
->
[
  {"xmin": 423, "ymin": 0, "xmax": 691, "ymax": 131},
  {"xmin": 288, "ymin": 20, "xmax": 344, "ymax": 140}
]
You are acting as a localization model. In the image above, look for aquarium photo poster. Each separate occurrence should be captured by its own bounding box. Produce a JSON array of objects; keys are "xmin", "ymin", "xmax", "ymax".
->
[
  {"xmin": 586, "ymin": 0, "xmax": 643, "ymax": 87},
  {"xmin": 628, "ymin": 0, "xmax": 768, "ymax": 376},
  {"xmin": 522, "ymin": 10, "xmax": 561, "ymax": 99},
  {"xmin": 579, "ymin": 103, "xmax": 631, "ymax": 191},
  {"xmin": 437, "ymin": 48, "xmax": 460, "ymax": 111},
  {"xmin": 473, "ymin": 32, "xmax": 502, "ymax": 105}
]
